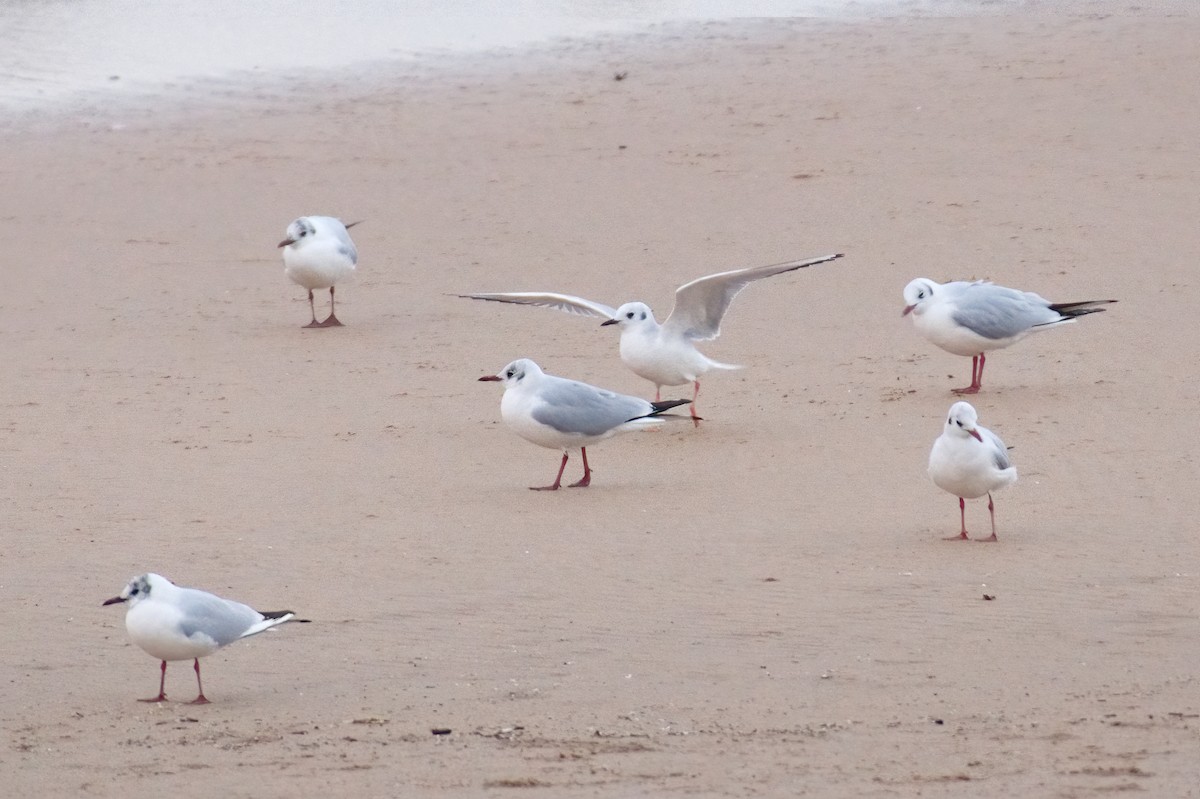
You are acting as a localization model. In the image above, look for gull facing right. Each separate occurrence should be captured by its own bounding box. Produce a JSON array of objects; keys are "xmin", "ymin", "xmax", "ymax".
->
[
  {"xmin": 479, "ymin": 358, "xmax": 692, "ymax": 490},
  {"xmin": 278, "ymin": 215, "xmax": 360, "ymax": 328},
  {"xmin": 902, "ymin": 278, "xmax": 1115, "ymax": 394},
  {"xmin": 103, "ymin": 573, "xmax": 308, "ymax": 703},
  {"xmin": 462, "ymin": 253, "xmax": 843, "ymax": 420},
  {"xmin": 927, "ymin": 401, "xmax": 1018, "ymax": 542}
]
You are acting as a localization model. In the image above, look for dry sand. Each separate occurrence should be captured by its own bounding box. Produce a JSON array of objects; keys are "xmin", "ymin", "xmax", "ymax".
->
[{"xmin": 3, "ymin": 5, "xmax": 1199, "ymax": 797}]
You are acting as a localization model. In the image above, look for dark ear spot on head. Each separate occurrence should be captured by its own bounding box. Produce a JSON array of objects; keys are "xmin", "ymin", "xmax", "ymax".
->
[{"xmin": 640, "ymin": 312, "xmax": 646, "ymax": 320}]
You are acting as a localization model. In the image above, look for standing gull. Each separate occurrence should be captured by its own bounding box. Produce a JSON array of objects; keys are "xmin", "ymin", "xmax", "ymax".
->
[
  {"xmin": 278, "ymin": 216, "xmax": 360, "ymax": 328},
  {"xmin": 902, "ymin": 277, "xmax": 1115, "ymax": 394},
  {"xmin": 479, "ymin": 358, "xmax": 691, "ymax": 490},
  {"xmin": 927, "ymin": 401, "xmax": 1018, "ymax": 542},
  {"xmin": 462, "ymin": 253, "xmax": 843, "ymax": 421},
  {"xmin": 103, "ymin": 573, "xmax": 308, "ymax": 703}
]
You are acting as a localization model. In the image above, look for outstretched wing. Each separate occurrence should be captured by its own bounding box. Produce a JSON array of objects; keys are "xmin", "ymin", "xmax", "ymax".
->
[
  {"xmin": 458, "ymin": 292, "xmax": 617, "ymax": 320},
  {"xmin": 664, "ymin": 253, "xmax": 843, "ymax": 340}
]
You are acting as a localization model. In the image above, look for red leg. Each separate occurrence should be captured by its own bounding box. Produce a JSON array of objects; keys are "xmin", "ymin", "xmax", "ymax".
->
[
  {"xmin": 187, "ymin": 658, "xmax": 211, "ymax": 705},
  {"xmin": 977, "ymin": 493, "xmax": 998, "ymax": 542},
  {"xmin": 531, "ymin": 452, "xmax": 568, "ymax": 491},
  {"xmin": 953, "ymin": 355, "xmax": 982, "ymax": 395},
  {"xmin": 320, "ymin": 286, "xmax": 344, "ymax": 327},
  {"xmin": 944, "ymin": 496, "xmax": 970, "ymax": 540},
  {"xmin": 690, "ymin": 380, "xmax": 702, "ymax": 427},
  {"xmin": 302, "ymin": 290, "xmax": 322, "ymax": 328},
  {"xmin": 138, "ymin": 660, "xmax": 168, "ymax": 702},
  {"xmin": 654, "ymin": 387, "xmax": 661, "ymax": 402},
  {"xmin": 568, "ymin": 447, "xmax": 592, "ymax": 488}
]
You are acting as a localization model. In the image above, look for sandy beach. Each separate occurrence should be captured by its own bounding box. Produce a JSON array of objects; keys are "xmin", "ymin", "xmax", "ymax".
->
[{"xmin": 3, "ymin": 4, "xmax": 1199, "ymax": 796}]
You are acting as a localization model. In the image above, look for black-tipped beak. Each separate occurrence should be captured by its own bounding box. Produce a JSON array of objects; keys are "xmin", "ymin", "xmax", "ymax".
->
[
  {"xmin": 102, "ymin": 596, "xmax": 126, "ymax": 606},
  {"xmin": 277, "ymin": 238, "xmax": 295, "ymax": 248},
  {"xmin": 600, "ymin": 318, "xmax": 618, "ymax": 327},
  {"xmin": 478, "ymin": 375, "xmax": 502, "ymax": 382}
]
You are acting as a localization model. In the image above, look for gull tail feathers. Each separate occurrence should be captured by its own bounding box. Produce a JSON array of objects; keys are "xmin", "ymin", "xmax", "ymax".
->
[
  {"xmin": 624, "ymin": 399, "xmax": 697, "ymax": 425},
  {"xmin": 241, "ymin": 610, "xmax": 311, "ymax": 639},
  {"xmin": 1033, "ymin": 299, "xmax": 1116, "ymax": 328},
  {"xmin": 1048, "ymin": 298, "xmax": 1117, "ymax": 319}
]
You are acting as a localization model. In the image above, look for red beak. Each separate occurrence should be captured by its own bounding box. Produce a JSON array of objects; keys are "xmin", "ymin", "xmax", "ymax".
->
[
  {"xmin": 478, "ymin": 375, "xmax": 502, "ymax": 382},
  {"xmin": 969, "ymin": 429, "xmax": 983, "ymax": 442},
  {"xmin": 102, "ymin": 596, "xmax": 126, "ymax": 606},
  {"xmin": 277, "ymin": 238, "xmax": 295, "ymax": 248},
  {"xmin": 901, "ymin": 304, "xmax": 915, "ymax": 316}
]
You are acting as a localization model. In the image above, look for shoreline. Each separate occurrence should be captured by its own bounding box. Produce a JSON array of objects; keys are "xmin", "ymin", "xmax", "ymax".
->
[
  {"xmin": 2, "ymin": 0, "xmax": 1096, "ymax": 121},
  {"xmin": 5, "ymin": 1, "xmax": 1194, "ymax": 135}
]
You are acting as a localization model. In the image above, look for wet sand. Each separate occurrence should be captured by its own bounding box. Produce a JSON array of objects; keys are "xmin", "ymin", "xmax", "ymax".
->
[{"xmin": 3, "ymin": 5, "xmax": 1199, "ymax": 797}]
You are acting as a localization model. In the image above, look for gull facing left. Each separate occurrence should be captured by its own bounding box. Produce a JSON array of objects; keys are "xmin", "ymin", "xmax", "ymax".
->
[
  {"xmin": 278, "ymin": 216, "xmax": 360, "ymax": 328},
  {"xmin": 902, "ymin": 277, "xmax": 1115, "ymax": 394},
  {"xmin": 462, "ymin": 253, "xmax": 843, "ymax": 420},
  {"xmin": 103, "ymin": 573, "xmax": 308, "ymax": 703},
  {"xmin": 479, "ymin": 358, "xmax": 692, "ymax": 490},
  {"xmin": 927, "ymin": 402, "xmax": 1018, "ymax": 542}
]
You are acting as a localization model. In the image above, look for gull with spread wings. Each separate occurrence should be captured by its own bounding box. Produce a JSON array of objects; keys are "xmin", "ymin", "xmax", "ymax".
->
[{"xmin": 461, "ymin": 253, "xmax": 843, "ymax": 421}]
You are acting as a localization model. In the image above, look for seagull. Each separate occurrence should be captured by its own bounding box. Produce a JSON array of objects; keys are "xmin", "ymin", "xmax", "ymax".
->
[
  {"xmin": 277, "ymin": 216, "xmax": 360, "ymax": 328},
  {"xmin": 461, "ymin": 253, "xmax": 843, "ymax": 421},
  {"xmin": 103, "ymin": 573, "xmax": 308, "ymax": 703},
  {"xmin": 902, "ymin": 278, "xmax": 1116, "ymax": 394},
  {"xmin": 478, "ymin": 358, "xmax": 692, "ymax": 490},
  {"xmin": 927, "ymin": 401, "xmax": 1018, "ymax": 542}
]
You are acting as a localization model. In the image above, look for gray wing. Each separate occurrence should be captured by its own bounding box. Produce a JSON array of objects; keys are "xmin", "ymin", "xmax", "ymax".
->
[
  {"xmin": 458, "ymin": 292, "xmax": 617, "ymax": 320},
  {"xmin": 176, "ymin": 588, "xmax": 263, "ymax": 647},
  {"xmin": 951, "ymin": 283, "xmax": 1059, "ymax": 340},
  {"xmin": 532, "ymin": 377, "xmax": 652, "ymax": 436},
  {"xmin": 313, "ymin": 215, "xmax": 358, "ymax": 265},
  {"xmin": 665, "ymin": 254, "xmax": 843, "ymax": 341},
  {"xmin": 982, "ymin": 428, "xmax": 1012, "ymax": 470}
]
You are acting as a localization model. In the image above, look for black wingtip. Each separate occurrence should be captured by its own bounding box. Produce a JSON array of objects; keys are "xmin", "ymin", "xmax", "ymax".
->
[
  {"xmin": 260, "ymin": 609, "xmax": 309, "ymax": 621},
  {"xmin": 1051, "ymin": 305, "xmax": 1114, "ymax": 320},
  {"xmin": 1049, "ymin": 299, "xmax": 1118, "ymax": 315},
  {"xmin": 649, "ymin": 399, "xmax": 693, "ymax": 414}
]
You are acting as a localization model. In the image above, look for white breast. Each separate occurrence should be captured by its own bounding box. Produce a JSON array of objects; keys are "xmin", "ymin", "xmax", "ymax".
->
[
  {"xmin": 928, "ymin": 435, "xmax": 1017, "ymax": 499},
  {"xmin": 125, "ymin": 601, "xmax": 221, "ymax": 662},
  {"xmin": 619, "ymin": 327, "xmax": 706, "ymax": 386},
  {"xmin": 283, "ymin": 242, "xmax": 356, "ymax": 290}
]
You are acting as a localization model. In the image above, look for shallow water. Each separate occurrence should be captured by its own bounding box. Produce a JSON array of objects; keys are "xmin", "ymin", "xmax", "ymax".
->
[{"xmin": 0, "ymin": 0, "xmax": 1008, "ymax": 113}]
